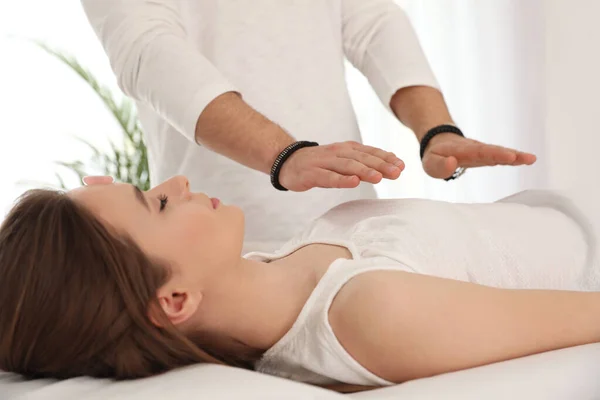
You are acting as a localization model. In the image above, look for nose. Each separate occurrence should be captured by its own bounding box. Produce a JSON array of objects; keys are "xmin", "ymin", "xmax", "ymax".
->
[
  {"xmin": 170, "ymin": 175, "xmax": 189, "ymax": 191},
  {"xmin": 147, "ymin": 175, "xmax": 190, "ymax": 200},
  {"xmin": 174, "ymin": 175, "xmax": 191, "ymax": 199}
]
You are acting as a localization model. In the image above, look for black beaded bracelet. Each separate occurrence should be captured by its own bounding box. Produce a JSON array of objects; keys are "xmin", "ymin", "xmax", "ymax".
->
[
  {"xmin": 270, "ymin": 141, "xmax": 319, "ymax": 191},
  {"xmin": 420, "ymin": 124, "xmax": 466, "ymax": 181}
]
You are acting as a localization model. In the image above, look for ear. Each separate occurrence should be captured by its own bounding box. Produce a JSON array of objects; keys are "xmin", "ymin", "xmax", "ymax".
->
[{"xmin": 150, "ymin": 288, "xmax": 202, "ymax": 327}]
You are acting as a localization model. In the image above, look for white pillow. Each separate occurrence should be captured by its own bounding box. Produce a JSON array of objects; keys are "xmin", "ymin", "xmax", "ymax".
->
[
  {"xmin": 0, "ymin": 364, "xmax": 343, "ymax": 400},
  {"xmin": 5, "ymin": 344, "xmax": 600, "ymax": 399},
  {"xmin": 349, "ymin": 343, "xmax": 600, "ymax": 400}
]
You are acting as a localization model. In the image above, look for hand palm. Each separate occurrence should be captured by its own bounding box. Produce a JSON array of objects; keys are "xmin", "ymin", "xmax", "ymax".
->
[{"xmin": 422, "ymin": 135, "xmax": 537, "ymax": 179}]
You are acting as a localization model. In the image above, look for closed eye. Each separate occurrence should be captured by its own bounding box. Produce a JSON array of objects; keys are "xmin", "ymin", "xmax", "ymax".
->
[{"xmin": 158, "ymin": 194, "xmax": 169, "ymax": 212}]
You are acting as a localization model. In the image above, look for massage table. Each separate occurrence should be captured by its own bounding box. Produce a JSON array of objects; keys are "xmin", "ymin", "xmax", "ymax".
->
[{"xmin": 2, "ymin": 343, "xmax": 599, "ymax": 399}]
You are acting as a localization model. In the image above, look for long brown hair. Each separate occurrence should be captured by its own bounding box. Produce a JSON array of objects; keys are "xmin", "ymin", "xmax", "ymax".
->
[{"xmin": 0, "ymin": 189, "xmax": 261, "ymax": 380}]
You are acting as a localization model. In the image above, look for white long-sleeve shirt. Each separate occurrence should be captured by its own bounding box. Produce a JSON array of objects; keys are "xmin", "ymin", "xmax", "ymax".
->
[{"xmin": 81, "ymin": 0, "xmax": 439, "ymax": 251}]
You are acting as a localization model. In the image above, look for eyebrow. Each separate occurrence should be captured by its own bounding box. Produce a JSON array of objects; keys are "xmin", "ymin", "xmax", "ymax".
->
[{"xmin": 133, "ymin": 185, "xmax": 150, "ymax": 211}]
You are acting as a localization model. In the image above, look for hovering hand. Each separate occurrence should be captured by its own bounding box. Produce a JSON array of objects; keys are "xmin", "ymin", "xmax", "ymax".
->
[
  {"xmin": 82, "ymin": 176, "xmax": 114, "ymax": 185},
  {"xmin": 278, "ymin": 141, "xmax": 404, "ymax": 192},
  {"xmin": 422, "ymin": 133, "xmax": 537, "ymax": 179}
]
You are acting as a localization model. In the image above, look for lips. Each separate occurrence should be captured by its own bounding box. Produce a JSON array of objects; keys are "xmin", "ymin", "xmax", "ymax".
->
[{"xmin": 210, "ymin": 198, "xmax": 220, "ymax": 209}]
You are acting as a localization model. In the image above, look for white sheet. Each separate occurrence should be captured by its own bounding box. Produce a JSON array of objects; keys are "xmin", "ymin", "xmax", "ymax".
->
[
  {"xmin": 350, "ymin": 343, "xmax": 600, "ymax": 400},
  {"xmin": 3, "ymin": 343, "xmax": 600, "ymax": 399}
]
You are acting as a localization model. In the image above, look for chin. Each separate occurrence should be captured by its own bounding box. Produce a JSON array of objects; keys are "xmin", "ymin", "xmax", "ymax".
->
[
  {"xmin": 231, "ymin": 205, "xmax": 245, "ymax": 221},
  {"xmin": 235, "ymin": 207, "xmax": 246, "ymax": 247},
  {"xmin": 237, "ymin": 208, "xmax": 245, "ymax": 231}
]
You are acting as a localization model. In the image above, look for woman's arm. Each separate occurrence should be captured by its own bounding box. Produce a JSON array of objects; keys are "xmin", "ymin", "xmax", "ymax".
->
[{"xmin": 329, "ymin": 270, "xmax": 600, "ymax": 383}]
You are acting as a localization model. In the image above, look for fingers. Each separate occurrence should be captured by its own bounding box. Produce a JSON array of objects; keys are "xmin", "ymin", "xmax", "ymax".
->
[
  {"xmin": 514, "ymin": 152, "xmax": 537, "ymax": 166},
  {"xmin": 425, "ymin": 138, "xmax": 538, "ymax": 180},
  {"xmin": 457, "ymin": 143, "xmax": 514, "ymax": 166},
  {"xmin": 487, "ymin": 145, "xmax": 519, "ymax": 165},
  {"xmin": 312, "ymin": 169, "xmax": 361, "ymax": 189},
  {"xmin": 433, "ymin": 141, "xmax": 536, "ymax": 168},
  {"xmin": 467, "ymin": 145, "xmax": 536, "ymax": 167},
  {"xmin": 350, "ymin": 143, "xmax": 405, "ymax": 169},
  {"xmin": 320, "ymin": 157, "xmax": 383, "ymax": 184},
  {"xmin": 340, "ymin": 150, "xmax": 403, "ymax": 180},
  {"xmin": 325, "ymin": 142, "xmax": 403, "ymax": 182},
  {"xmin": 82, "ymin": 176, "xmax": 114, "ymax": 186},
  {"xmin": 470, "ymin": 145, "xmax": 536, "ymax": 167}
]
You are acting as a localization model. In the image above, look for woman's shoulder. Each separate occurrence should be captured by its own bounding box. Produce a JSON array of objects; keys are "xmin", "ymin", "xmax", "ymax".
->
[{"xmin": 327, "ymin": 267, "xmax": 418, "ymax": 384}]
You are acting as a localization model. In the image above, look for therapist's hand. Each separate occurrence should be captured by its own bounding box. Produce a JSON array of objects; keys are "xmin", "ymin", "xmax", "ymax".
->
[
  {"xmin": 278, "ymin": 141, "xmax": 404, "ymax": 192},
  {"xmin": 82, "ymin": 176, "xmax": 114, "ymax": 185},
  {"xmin": 422, "ymin": 134, "xmax": 537, "ymax": 180}
]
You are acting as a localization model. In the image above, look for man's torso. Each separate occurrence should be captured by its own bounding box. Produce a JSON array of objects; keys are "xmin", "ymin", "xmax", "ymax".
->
[{"xmin": 137, "ymin": 0, "xmax": 377, "ymax": 247}]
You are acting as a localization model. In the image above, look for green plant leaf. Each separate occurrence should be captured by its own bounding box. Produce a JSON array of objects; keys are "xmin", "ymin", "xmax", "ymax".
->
[
  {"xmin": 54, "ymin": 173, "xmax": 68, "ymax": 190},
  {"xmin": 72, "ymin": 136, "xmax": 103, "ymax": 159},
  {"xmin": 55, "ymin": 160, "xmax": 88, "ymax": 184},
  {"xmin": 22, "ymin": 38, "xmax": 151, "ymax": 189},
  {"xmin": 31, "ymin": 41, "xmax": 131, "ymax": 134}
]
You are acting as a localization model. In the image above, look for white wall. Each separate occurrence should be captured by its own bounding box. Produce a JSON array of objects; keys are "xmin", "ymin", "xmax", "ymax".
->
[
  {"xmin": 394, "ymin": 0, "xmax": 547, "ymax": 203},
  {"xmin": 545, "ymin": 0, "xmax": 600, "ymax": 217},
  {"xmin": 404, "ymin": 0, "xmax": 600, "ymax": 209},
  {"xmin": 0, "ymin": 0, "xmax": 122, "ymax": 216}
]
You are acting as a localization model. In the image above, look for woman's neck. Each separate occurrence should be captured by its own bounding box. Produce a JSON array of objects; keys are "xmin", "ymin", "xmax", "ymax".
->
[{"xmin": 190, "ymin": 255, "xmax": 318, "ymax": 351}]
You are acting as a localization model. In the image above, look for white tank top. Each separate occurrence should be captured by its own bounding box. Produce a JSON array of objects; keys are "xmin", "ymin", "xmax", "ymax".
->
[{"xmin": 245, "ymin": 190, "xmax": 598, "ymax": 386}]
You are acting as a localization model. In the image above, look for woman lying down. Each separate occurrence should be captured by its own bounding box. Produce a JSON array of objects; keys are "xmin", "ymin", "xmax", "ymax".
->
[{"xmin": 0, "ymin": 175, "xmax": 598, "ymax": 393}]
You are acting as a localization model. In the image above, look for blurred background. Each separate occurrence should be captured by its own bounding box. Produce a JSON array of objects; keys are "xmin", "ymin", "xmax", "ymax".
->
[{"xmin": 0, "ymin": 0, "xmax": 598, "ymax": 217}]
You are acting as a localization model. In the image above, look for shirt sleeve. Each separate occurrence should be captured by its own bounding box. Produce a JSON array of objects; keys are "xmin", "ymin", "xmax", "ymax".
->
[
  {"xmin": 81, "ymin": 0, "xmax": 239, "ymax": 142},
  {"xmin": 341, "ymin": 0, "xmax": 440, "ymax": 111}
]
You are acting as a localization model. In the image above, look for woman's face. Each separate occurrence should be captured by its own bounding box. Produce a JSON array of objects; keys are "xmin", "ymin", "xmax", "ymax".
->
[{"xmin": 69, "ymin": 175, "xmax": 245, "ymax": 289}]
